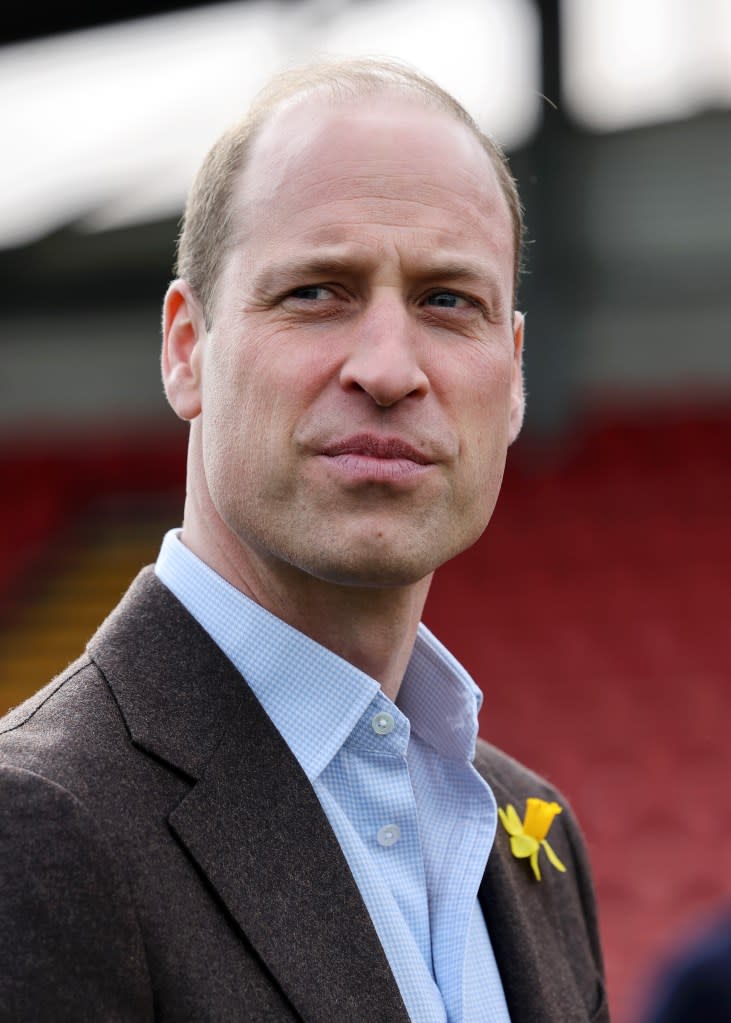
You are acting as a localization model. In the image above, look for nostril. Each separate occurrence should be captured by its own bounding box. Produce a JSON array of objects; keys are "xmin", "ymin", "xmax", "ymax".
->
[{"xmin": 339, "ymin": 349, "xmax": 430, "ymax": 407}]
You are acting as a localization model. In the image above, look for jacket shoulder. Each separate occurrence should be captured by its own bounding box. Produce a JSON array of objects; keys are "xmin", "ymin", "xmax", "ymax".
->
[
  {"xmin": 0, "ymin": 653, "xmax": 129, "ymax": 780},
  {"xmin": 1, "ymin": 653, "xmax": 99, "ymax": 733},
  {"xmin": 474, "ymin": 736, "xmax": 565, "ymax": 800}
]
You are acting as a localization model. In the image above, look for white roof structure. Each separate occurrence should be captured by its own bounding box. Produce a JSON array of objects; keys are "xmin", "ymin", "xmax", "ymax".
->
[
  {"xmin": 0, "ymin": 0, "xmax": 541, "ymax": 249},
  {"xmin": 2, "ymin": 0, "xmax": 729, "ymax": 252}
]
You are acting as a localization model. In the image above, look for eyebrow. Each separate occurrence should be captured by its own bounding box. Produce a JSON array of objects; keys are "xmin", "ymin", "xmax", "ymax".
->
[
  {"xmin": 252, "ymin": 249, "xmax": 503, "ymax": 296},
  {"xmin": 410, "ymin": 258, "xmax": 499, "ymax": 286},
  {"xmin": 253, "ymin": 253, "xmax": 368, "ymax": 294}
]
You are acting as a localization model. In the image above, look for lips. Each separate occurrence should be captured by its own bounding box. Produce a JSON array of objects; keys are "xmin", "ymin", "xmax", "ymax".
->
[
  {"xmin": 316, "ymin": 433, "xmax": 437, "ymax": 485},
  {"xmin": 320, "ymin": 433, "xmax": 432, "ymax": 464}
]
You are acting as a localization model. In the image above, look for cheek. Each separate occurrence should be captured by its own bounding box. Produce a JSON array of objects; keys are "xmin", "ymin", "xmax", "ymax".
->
[
  {"xmin": 452, "ymin": 348, "xmax": 515, "ymax": 435},
  {"xmin": 202, "ymin": 332, "xmax": 328, "ymax": 464},
  {"xmin": 444, "ymin": 353, "xmax": 514, "ymax": 512}
]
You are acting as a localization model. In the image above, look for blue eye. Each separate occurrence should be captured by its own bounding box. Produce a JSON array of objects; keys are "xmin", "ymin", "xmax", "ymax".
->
[
  {"xmin": 425, "ymin": 291, "xmax": 471, "ymax": 309},
  {"xmin": 289, "ymin": 285, "xmax": 333, "ymax": 301}
]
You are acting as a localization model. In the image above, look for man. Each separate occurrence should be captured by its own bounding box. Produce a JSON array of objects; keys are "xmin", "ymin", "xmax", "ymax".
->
[{"xmin": 0, "ymin": 60, "xmax": 609, "ymax": 1021}]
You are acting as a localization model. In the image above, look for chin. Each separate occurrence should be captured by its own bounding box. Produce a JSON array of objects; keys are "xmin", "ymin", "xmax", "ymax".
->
[
  {"xmin": 321, "ymin": 563, "xmax": 431, "ymax": 590},
  {"xmin": 296, "ymin": 540, "xmax": 454, "ymax": 590}
]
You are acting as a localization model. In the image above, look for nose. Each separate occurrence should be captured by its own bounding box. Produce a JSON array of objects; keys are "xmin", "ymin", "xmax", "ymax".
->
[{"xmin": 339, "ymin": 296, "xmax": 430, "ymax": 407}]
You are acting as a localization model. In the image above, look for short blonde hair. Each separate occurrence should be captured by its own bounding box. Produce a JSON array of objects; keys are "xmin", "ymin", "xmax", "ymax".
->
[{"xmin": 176, "ymin": 58, "xmax": 524, "ymax": 321}]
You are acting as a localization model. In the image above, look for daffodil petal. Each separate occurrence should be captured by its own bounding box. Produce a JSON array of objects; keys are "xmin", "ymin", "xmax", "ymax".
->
[
  {"xmin": 510, "ymin": 834, "xmax": 539, "ymax": 858},
  {"xmin": 497, "ymin": 807, "xmax": 513, "ymax": 834},
  {"xmin": 529, "ymin": 850, "xmax": 542, "ymax": 881},
  {"xmin": 541, "ymin": 839, "xmax": 567, "ymax": 873},
  {"xmin": 499, "ymin": 804, "xmax": 524, "ymax": 837},
  {"xmin": 523, "ymin": 798, "xmax": 563, "ymax": 842}
]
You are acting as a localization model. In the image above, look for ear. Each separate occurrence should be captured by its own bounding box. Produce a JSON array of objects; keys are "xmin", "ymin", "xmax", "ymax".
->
[
  {"xmin": 508, "ymin": 310, "xmax": 526, "ymax": 444},
  {"xmin": 161, "ymin": 279, "xmax": 206, "ymax": 421}
]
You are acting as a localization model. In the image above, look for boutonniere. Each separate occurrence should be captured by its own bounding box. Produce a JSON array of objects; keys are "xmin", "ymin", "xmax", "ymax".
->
[{"xmin": 498, "ymin": 798, "xmax": 567, "ymax": 881}]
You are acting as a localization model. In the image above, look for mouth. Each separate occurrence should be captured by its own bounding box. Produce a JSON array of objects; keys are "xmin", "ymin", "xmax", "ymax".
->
[
  {"xmin": 318, "ymin": 433, "xmax": 435, "ymax": 483},
  {"xmin": 321, "ymin": 434, "xmax": 431, "ymax": 464}
]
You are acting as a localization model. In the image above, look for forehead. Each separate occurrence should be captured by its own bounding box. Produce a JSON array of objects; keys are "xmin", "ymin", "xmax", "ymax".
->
[{"xmin": 231, "ymin": 93, "xmax": 513, "ymax": 273}]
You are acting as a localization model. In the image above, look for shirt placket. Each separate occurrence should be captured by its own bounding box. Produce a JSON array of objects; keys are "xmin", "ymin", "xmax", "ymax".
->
[{"xmin": 346, "ymin": 699, "xmax": 435, "ymax": 975}]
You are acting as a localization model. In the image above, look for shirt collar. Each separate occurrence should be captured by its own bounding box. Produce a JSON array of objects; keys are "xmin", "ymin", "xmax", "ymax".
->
[
  {"xmin": 155, "ymin": 529, "xmax": 483, "ymax": 777},
  {"xmin": 403, "ymin": 625, "xmax": 483, "ymax": 762}
]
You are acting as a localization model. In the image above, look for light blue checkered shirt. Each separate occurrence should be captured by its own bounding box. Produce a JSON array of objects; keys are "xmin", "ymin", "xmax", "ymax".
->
[{"xmin": 155, "ymin": 530, "xmax": 511, "ymax": 1023}]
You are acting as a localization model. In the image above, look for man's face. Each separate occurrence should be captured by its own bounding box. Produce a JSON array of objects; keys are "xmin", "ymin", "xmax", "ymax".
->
[{"xmin": 176, "ymin": 94, "xmax": 523, "ymax": 589}]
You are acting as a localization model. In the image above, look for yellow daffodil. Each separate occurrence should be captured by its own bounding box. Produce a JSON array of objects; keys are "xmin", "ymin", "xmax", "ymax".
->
[{"xmin": 498, "ymin": 798, "xmax": 567, "ymax": 881}]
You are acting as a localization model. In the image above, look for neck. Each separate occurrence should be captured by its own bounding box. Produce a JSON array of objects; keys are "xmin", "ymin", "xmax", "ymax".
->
[{"xmin": 180, "ymin": 498, "xmax": 432, "ymax": 704}]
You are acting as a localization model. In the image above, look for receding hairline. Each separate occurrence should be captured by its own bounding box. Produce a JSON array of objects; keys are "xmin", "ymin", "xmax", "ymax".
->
[{"xmin": 244, "ymin": 58, "xmax": 485, "ymax": 131}]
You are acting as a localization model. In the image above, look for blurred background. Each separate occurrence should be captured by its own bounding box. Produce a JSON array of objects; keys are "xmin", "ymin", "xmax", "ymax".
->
[{"xmin": 0, "ymin": 1, "xmax": 729, "ymax": 1020}]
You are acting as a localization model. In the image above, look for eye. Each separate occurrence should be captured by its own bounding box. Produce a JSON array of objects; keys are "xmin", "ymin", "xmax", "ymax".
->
[
  {"xmin": 423, "ymin": 290, "xmax": 475, "ymax": 309},
  {"xmin": 287, "ymin": 285, "xmax": 334, "ymax": 302}
]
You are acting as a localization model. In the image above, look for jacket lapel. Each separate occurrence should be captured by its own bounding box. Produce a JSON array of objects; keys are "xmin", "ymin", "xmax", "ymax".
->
[
  {"xmin": 479, "ymin": 773, "xmax": 594, "ymax": 1023},
  {"xmin": 90, "ymin": 569, "xmax": 409, "ymax": 1023},
  {"xmin": 168, "ymin": 691, "xmax": 409, "ymax": 1023}
]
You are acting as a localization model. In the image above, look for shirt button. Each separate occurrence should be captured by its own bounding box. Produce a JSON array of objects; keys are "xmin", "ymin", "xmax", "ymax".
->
[
  {"xmin": 371, "ymin": 711, "xmax": 395, "ymax": 735},
  {"xmin": 377, "ymin": 824, "xmax": 401, "ymax": 847}
]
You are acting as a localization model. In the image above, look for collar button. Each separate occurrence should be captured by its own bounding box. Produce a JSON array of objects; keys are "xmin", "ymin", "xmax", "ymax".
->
[{"xmin": 371, "ymin": 711, "xmax": 395, "ymax": 735}]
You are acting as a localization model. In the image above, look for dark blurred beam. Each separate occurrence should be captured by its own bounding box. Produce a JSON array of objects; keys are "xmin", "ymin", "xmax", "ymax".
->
[
  {"xmin": 0, "ymin": 220, "xmax": 178, "ymax": 312},
  {"xmin": 510, "ymin": 0, "xmax": 588, "ymax": 451},
  {"xmin": 0, "ymin": 1, "xmax": 248, "ymax": 46}
]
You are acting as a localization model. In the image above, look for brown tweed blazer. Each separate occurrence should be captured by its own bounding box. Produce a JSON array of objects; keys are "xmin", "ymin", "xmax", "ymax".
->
[{"xmin": 0, "ymin": 569, "xmax": 609, "ymax": 1022}]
